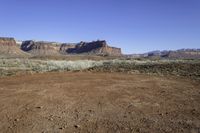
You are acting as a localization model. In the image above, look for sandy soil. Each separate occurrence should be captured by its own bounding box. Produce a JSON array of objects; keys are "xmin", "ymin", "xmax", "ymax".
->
[{"xmin": 0, "ymin": 72, "xmax": 199, "ymax": 133}]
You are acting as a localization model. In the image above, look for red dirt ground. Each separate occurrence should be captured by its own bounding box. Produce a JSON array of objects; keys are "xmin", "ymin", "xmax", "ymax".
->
[{"xmin": 0, "ymin": 72, "xmax": 199, "ymax": 133}]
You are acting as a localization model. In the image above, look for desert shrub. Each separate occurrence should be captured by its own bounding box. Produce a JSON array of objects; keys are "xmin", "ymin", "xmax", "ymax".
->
[
  {"xmin": 0, "ymin": 59, "xmax": 104, "ymax": 73},
  {"xmin": 0, "ymin": 58, "xmax": 200, "ymax": 79}
]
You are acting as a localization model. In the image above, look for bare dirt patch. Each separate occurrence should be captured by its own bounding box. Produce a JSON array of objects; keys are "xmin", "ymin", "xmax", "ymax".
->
[{"xmin": 0, "ymin": 72, "xmax": 199, "ymax": 133}]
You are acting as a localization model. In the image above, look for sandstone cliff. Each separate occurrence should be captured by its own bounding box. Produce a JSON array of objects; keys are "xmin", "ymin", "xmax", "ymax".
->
[
  {"xmin": 0, "ymin": 37, "xmax": 29, "ymax": 58},
  {"xmin": 60, "ymin": 40, "xmax": 122, "ymax": 56},
  {"xmin": 21, "ymin": 40, "xmax": 61, "ymax": 56},
  {"xmin": 22, "ymin": 40, "xmax": 122, "ymax": 56}
]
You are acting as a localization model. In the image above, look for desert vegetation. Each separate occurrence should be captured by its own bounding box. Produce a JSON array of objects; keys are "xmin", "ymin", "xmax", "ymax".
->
[
  {"xmin": 89, "ymin": 59, "xmax": 200, "ymax": 80},
  {"xmin": 0, "ymin": 59, "xmax": 103, "ymax": 76},
  {"xmin": 1, "ymin": 58, "xmax": 200, "ymax": 80}
]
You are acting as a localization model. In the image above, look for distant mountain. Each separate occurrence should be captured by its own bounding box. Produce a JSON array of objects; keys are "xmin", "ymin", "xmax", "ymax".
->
[
  {"xmin": 126, "ymin": 49, "xmax": 200, "ymax": 59},
  {"xmin": 163, "ymin": 49, "xmax": 200, "ymax": 59}
]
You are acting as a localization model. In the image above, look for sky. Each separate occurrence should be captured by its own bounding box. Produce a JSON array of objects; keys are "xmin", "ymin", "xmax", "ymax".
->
[{"xmin": 0, "ymin": 0, "xmax": 200, "ymax": 54}]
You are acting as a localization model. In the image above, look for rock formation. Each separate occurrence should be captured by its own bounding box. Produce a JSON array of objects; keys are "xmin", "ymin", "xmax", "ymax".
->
[
  {"xmin": 21, "ymin": 40, "xmax": 61, "ymax": 56},
  {"xmin": 0, "ymin": 37, "xmax": 16, "ymax": 46},
  {"xmin": 60, "ymin": 40, "xmax": 122, "ymax": 56},
  {"xmin": 0, "ymin": 37, "xmax": 29, "ymax": 58},
  {"xmin": 22, "ymin": 40, "xmax": 122, "ymax": 56},
  {"xmin": 1, "ymin": 36, "xmax": 200, "ymax": 59}
]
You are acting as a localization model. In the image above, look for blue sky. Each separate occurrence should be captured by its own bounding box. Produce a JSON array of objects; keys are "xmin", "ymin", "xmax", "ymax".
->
[{"xmin": 0, "ymin": 0, "xmax": 199, "ymax": 54}]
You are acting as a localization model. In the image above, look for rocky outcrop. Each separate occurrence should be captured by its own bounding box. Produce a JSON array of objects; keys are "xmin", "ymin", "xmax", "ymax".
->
[
  {"xmin": 0, "ymin": 37, "xmax": 29, "ymax": 58},
  {"xmin": 60, "ymin": 40, "xmax": 122, "ymax": 56},
  {"xmin": 21, "ymin": 40, "xmax": 61, "ymax": 56},
  {"xmin": 22, "ymin": 40, "xmax": 122, "ymax": 56},
  {"xmin": 59, "ymin": 43, "xmax": 76, "ymax": 54},
  {"xmin": 0, "ymin": 37, "xmax": 16, "ymax": 46}
]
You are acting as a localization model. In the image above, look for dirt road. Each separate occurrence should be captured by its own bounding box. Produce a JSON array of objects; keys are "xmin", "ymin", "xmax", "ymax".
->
[{"xmin": 0, "ymin": 72, "xmax": 199, "ymax": 133}]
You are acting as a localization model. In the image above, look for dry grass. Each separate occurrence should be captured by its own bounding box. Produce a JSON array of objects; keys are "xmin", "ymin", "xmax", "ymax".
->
[{"xmin": 0, "ymin": 58, "xmax": 200, "ymax": 79}]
